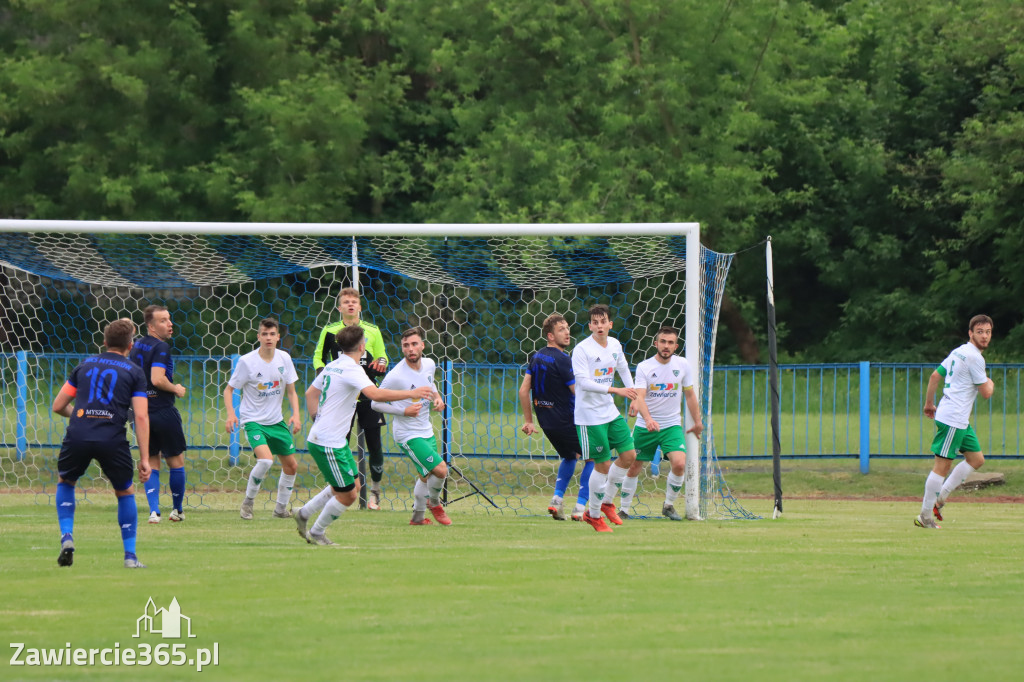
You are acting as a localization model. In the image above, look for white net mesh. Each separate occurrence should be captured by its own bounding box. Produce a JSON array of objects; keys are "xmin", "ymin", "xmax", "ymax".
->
[{"xmin": 0, "ymin": 228, "xmax": 752, "ymax": 518}]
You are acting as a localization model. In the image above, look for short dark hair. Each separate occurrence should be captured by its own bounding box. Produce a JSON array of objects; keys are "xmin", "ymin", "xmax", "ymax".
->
[
  {"xmin": 104, "ymin": 319, "xmax": 135, "ymax": 351},
  {"xmin": 336, "ymin": 324, "xmax": 365, "ymax": 353},
  {"xmin": 969, "ymin": 314, "xmax": 993, "ymax": 332},
  {"xmin": 588, "ymin": 304, "xmax": 611, "ymax": 322},
  {"xmin": 143, "ymin": 304, "xmax": 167, "ymax": 326},
  {"xmin": 259, "ymin": 317, "xmax": 279, "ymax": 331},
  {"xmin": 401, "ymin": 327, "xmax": 425, "ymax": 342},
  {"xmin": 655, "ymin": 325, "xmax": 678, "ymax": 340},
  {"xmin": 542, "ymin": 313, "xmax": 566, "ymax": 340}
]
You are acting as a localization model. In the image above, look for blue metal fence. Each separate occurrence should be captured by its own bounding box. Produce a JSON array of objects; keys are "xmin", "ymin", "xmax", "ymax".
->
[{"xmin": 3, "ymin": 354, "xmax": 1022, "ymax": 471}]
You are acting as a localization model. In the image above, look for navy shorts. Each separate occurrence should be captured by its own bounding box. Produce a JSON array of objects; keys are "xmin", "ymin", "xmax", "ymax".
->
[
  {"xmin": 58, "ymin": 439, "xmax": 135, "ymax": 490},
  {"xmin": 148, "ymin": 407, "xmax": 187, "ymax": 458},
  {"xmin": 542, "ymin": 426, "xmax": 582, "ymax": 460}
]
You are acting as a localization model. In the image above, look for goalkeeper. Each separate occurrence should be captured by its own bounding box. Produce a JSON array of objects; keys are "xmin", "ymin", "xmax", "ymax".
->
[{"xmin": 313, "ymin": 287, "xmax": 389, "ymax": 509}]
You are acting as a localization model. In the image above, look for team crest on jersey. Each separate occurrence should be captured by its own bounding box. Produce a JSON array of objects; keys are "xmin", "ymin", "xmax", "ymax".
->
[
  {"xmin": 596, "ymin": 446, "xmax": 604, "ymax": 453},
  {"xmin": 613, "ymin": 353, "xmax": 618, "ymax": 360},
  {"xmin": 278, "ymin": 367, "xmax": 284, "ymax": 374},
  {"xmin": 673, "ymin": 370, "xmax": 679, "ymax": 377}
]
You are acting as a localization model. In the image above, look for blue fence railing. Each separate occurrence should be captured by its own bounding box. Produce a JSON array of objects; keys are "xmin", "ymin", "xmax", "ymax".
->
[{"xmin": 3, "ymin": 354, "xmax": 1022, "ymax": 472}]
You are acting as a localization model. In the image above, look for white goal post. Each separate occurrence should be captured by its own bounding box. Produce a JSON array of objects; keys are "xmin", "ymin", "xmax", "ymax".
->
[{"xmin": 0, "ymin": 220, "xmax": 720, "ymax": 520}]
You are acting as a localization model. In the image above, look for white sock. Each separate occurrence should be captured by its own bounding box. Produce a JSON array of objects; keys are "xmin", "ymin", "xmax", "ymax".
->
[
  {"xmin": 619, "ymin": 475, "xmax": 639, "ymax": 513},
  {"xmin": 665, "ymin": 473, "xmax": 685, "ymax": 505},
  {"xmin": 603, "ymin": 463, "xmax": 629, "ymax": 507},
  {"xmin": 921, "ymin": 471, "xmax": 944, "ymax": 517},
  {"xmin": 312, "ymin": 497, "xmax": 348, "ymax": 534},
  {"xmin": 426, "ymin": 474, "xmax": 445, "ymax": 506},
  {"xmin": 550, "ymin": 495, "xmax": 563, "ymax": 506},
  {"xmin": 300, "ymin": 485, "xmax": 334, "ymax": 520},
  {"xmin": 413, "ymin": 479, "xmax": 429, "ymax": 512},
  {"xmin": 939, "ymin": 461, "xmax": 976, "ymax": 502},
  {"xmin": 588, "ymin": 470, "xmax": 608, "ymax": 515},
  {"xmin": 276, "ymin": 473, "xmax": 296, "ymax": 507},
  {"xmin": 246, "ymin": 459, "xmax": 273, "ymax": 499}
]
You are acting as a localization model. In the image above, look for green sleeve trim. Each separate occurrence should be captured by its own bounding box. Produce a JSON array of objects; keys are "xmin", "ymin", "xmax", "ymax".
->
[{"xmin": 936, "ymin": 365, "xmax": 947, "ymax": 377}]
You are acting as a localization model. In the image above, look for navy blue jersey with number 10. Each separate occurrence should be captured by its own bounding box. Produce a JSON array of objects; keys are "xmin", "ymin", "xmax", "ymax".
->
[
  {"xmin": 526, "ymin": 347, "xmax": 576, "ymax": 432},
  {"xmin": 63, "ymin": 352, "xmax": 148, "ymax": 443}
]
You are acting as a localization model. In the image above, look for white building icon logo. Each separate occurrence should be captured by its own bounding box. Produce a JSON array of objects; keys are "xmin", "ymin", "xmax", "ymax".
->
[{"xmin": 133, "ymin": 597, "xmax": 197, "ymax": 639}]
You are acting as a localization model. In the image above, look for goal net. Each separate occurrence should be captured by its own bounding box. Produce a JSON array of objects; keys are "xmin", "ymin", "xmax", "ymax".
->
[{"xmin": 0, "ymin": 222, "xmax": 753, "ymax": 520}]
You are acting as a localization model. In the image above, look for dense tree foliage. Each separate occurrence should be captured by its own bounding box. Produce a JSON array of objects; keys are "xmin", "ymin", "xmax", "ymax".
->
[{"xmin": 1, "ymin": 0, "xmax": 1021, "ymax": 361}]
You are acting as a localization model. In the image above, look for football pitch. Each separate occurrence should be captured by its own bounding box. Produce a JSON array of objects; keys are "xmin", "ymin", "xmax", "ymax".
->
[{"xmin": 2, "ymin": 497, "xmax": 1023, "ymax": 682}]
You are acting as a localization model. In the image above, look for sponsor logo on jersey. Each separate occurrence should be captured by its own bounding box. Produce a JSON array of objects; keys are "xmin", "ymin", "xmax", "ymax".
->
[
  {"xmin": 256, "ymin": 380, "xmax": 281, "ymax": 391},
  {"xmin": 650, "ymin": 383, "xmax": 678, "ymax": 392},
  {"xmin": 84, "ymin": 408, "xmax": 114, "ymax": 419},
  {"xmin": 594, "ymin": 367, "xmax": 614, "ymax": 376}
]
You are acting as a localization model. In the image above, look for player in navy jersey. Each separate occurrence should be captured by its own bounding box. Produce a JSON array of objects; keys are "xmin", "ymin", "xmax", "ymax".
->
[
  {"xmin": 130, "ymin": 304, "xmax": 188, "ymax": 524},
  {"xmin": 518, "ymin": 313, "xmax": 592, "ymax": 521},
  {"xmin": 52, "ymin": 319, "xmax": 152, "ymax": 568}
]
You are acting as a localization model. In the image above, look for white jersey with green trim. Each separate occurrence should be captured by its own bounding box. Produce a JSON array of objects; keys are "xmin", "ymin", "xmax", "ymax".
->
[
  {"xmin": 571, "ymin": 336, "xmax": 633, "ymax": 426},
  {"xmin": 934, "ymin": 342, "xmax": 988, "ymax": 429},
  {"xmin": 634, "ymin": 355, "xmax": 694, "ymax": 430},
  {"xmin": 227, "ymin": 348, "xmax": 299, "ymax": 426},
  {"xmin": 306, "ymin": 354, "xmax": 373, "ymax": 448},
  {"xmin": 376, "ymin": 357, "xmax": 438, "ymax": 443}
]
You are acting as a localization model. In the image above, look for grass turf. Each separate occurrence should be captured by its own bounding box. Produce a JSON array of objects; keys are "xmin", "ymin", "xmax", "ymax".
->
[{"xmin": 2, "ymin": 496, "xmax": 1023, "ymax": 681}]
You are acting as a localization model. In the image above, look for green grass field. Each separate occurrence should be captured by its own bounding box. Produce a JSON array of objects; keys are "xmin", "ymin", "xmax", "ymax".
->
[{"xmin": 2, "ymin": 496, "xmax": 1023, "ymax": 682}]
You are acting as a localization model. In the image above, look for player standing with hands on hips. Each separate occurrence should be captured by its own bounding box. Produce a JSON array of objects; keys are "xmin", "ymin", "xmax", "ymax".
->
[{"xmin": 916, "ymin": 315, "xmax": 995, "ymax": 529}]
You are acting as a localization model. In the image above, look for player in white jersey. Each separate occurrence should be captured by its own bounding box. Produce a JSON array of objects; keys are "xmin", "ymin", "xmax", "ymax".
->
[
  {"xmin": 621, "ymin": 326, "xmax": 704, "ymax": 521},
  {"xmin": 571, "ymin": 304, "xmax": 640, "ymax": 532},
  {"xmin": 295, "ymin": 325, "xmax": 431, "ymax": 545},
  {"xmin": 223, "ymin": 318, "xmax": 302, "ymax": 520},
  {"xmin": 916, "ymin": 314, "xmax": 995, "ymax": 529},
  {"xmin": 372, "ymin": 327, "xmax": 452, "ymax": 526}
]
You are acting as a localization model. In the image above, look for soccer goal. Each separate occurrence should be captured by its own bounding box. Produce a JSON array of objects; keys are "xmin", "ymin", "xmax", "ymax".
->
[{"xmin": 0, "ymin": 221, "xmax": 751, "ymax": 520}]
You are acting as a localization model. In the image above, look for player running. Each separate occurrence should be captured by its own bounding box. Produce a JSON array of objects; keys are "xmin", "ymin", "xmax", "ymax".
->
[
  {"xmin": 621, "ymin": 326, "xmax": 703, "ymax": 521},
  {"xmin": 130, "ymin": 304, "xmax": 188, "ymax": 524},
  {"xmin": 371, "ymin": 327, "xmax": 452, "ymax": 526},
  {"xmin": 518, "ymin": 313, "xmax": 592, "ymax": 521},
  {"xmin": 572, "ymin": 304, "xmax": 640, "ymax": 532},
  {"xmin": 224, "ymin": 318, "xmax": 302, "ymax": 520},
  {"xmin": 296, "ymin": 325, "xmax": 431, "ymax": 545},
  {"xmin": 916, "ymin": 315, "xmax": 995, "ymax": 529},
  {"xmin": 52, "ymin": 319, "xmax": 152, "ymax": 568}
]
